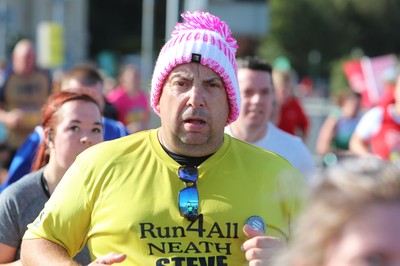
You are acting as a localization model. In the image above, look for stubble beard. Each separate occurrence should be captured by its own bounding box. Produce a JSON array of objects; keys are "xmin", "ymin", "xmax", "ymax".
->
[{"xmin": 175, "ymin": 131, "xmax": 219, "ymax": 157}]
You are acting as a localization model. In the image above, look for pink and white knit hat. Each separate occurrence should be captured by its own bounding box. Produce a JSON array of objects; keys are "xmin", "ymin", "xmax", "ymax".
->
[{"xmin": 150, "ymin": 10, "xmax": 240, "ymax": 125}]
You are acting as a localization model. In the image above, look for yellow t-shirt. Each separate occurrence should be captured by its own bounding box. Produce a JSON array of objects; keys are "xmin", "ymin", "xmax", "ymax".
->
[{"xmin": 24, "ymin": 129, "xmax": 306, "ymax": 265}]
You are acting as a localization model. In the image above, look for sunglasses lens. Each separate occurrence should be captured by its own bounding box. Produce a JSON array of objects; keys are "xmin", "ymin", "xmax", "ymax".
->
[
  {"xmin": 178, "ymin": 166, "xmax": 198, "ymax": 183},
  {"xmin": 179, "ymin": 187, "xmax": 199, "ymax": 219}
]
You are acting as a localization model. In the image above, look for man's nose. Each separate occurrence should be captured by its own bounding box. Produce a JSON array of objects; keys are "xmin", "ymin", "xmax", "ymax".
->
[
  {"xmin": 187, "ymin": 84, "xmax": 205, "ymax": 108},
  {"xmin": 250, "ymin": 93, "xmax": 263, "ymax": 103}
]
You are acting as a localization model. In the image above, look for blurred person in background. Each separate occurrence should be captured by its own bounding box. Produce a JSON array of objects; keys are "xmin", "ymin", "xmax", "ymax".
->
[
  {"xmin": 0, "ymin": 39, "xmax": 51, "ymax": 169},
  {"xmin": 50, "ymin": 68, "xmax": 65, "ymax": 93},
  {"xmin": 272, "ymin": 156, "xmax": 400, "ymax": 266},
  {"xmin": 0, "ymin": 90, "xmax": 103, "ymax": 265},
  {"xmin": 272, "ymin": 70, "xmax": 310, "ymax": 141},
  {"xmin": 226, "ymin": 56, "xmax": 316, "ymax": 179},
  {"xmin": 0, "ymin": 65, "xmax": 128, "ymax": 192},
  {"xmin": 350, "ymin": 73, "xmax": 400, "ymax": 162},
  {"xmin": 0, "ymin": 60, "xmax": 9, "ymax": 184},
  {"xmin": 62, "ymin": 64, "xmax": 119, "ymax": 121},
  {"xmin": 316, "ymin": 89, "xmax": 362, "ymax": 166},
  {"xmin": 376, "ymin": 67, "xmax": 397, "ymax": 107},
  {"xmin": 106, "ymin": 63, "xmax": 150, "ymax": 133},
  {"xmin": 0, "ymin": 59, "xmax": 8, "ymax": 87},
  {"xmin": 102, "ymin": 74, "xmax": 117, "ymax": 96}
]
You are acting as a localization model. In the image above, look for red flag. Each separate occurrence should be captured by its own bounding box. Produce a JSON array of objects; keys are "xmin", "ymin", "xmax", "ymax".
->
[{"xmin": 343, "ymin": 54, "xmax": 397, "ymax": 108}]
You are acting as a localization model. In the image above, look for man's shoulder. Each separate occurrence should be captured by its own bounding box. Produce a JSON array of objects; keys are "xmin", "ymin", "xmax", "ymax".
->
[
  {"xmin": 266, "ymin": 124, "xmax": 314, "ymax": 165},
  {"xmin": 364, "ymin": 105, "xmax": 384, "ymax": 116},
  {"xmin": 227, "ymin": 134, "xmax": 303, "ymax": 182},
  {"xmin": 227, "ymin": 133, "xmax": 289, "ymax": 160},
  {"xmin": 268, "ymin": 123, "xmax": 304, "ymax": 144},
  {"xmin": 357, "ymin": 106, "xmax": 384, "ymax": 126},
  {"xmin": 80, "ymin": 129, "xmax": 152, "ymax": 158}
]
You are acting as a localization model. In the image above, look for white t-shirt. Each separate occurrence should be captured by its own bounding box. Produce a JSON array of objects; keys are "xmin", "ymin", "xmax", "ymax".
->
[
  {"xmin": 226, "ymin": 123, "xmax": 316, "ymax": 179},
  {"xmin": 355, "ymin": 105, "xmax": 400, "ymax": 140}
]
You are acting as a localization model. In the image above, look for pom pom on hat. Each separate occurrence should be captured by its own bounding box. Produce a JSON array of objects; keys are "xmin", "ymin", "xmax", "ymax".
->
[{"xmin": 150, "ymin": 10, "xmax": 240, "ymax": 125}]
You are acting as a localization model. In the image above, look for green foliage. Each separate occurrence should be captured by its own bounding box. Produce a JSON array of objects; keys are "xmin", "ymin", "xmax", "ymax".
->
[
  {"xmin": 329, "ymin": 57, "xmax": 351, "ymax": 96},
  {"xmin": 258, "ymin": 0, "xmax": 400, "ymax": 96}
]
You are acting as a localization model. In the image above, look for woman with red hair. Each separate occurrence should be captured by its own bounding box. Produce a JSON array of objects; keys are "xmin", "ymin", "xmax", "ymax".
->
[{"xmin": 0, "ymin": 90, "xmax": 103, "ymax": 265}]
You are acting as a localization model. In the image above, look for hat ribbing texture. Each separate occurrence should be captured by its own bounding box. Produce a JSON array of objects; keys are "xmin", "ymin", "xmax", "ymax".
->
[{"xmin": 150, "ymin": 10, "xmax": 240, "ymax": 125}]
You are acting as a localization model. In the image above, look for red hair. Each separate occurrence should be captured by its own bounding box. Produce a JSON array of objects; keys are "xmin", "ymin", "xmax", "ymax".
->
[{"xmin": 31, "ymin": 90, "xmax": 100, "ymax": 171}]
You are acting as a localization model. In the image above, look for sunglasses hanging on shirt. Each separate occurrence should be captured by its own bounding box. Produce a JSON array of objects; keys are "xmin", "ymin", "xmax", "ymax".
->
[{"xmin": 178, "ymin": 165, "xmax": 199, "ymax": 221}]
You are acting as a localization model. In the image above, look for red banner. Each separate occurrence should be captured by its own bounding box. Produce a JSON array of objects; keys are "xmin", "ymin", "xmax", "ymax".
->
[{"xmin": 343, "ymin": 54, "xmax": 397, "ymax": 108}]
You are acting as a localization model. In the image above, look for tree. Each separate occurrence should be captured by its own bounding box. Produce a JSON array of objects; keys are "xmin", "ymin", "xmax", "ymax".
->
[{"xmin": 258, "ymin": 0, "xmax": 400, "ymax": 85}]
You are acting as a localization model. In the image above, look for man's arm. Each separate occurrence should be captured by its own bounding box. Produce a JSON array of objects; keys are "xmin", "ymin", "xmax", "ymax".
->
[
  {"xmin": 21, "ymin": 239, "xmax": 79, "ymax": 266},
  {"xmin": 21, "ymin": 239, "xmax": 126, "ymax": 266}
]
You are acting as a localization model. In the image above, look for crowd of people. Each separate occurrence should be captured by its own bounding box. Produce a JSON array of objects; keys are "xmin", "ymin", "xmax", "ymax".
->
[{"xmin": 0, "ymin": 9, "xmax": 399, "ymax": 265}]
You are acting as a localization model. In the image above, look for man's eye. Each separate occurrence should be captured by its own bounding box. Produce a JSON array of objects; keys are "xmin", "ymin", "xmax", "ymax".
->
[
  {"xmin": 173, "ymin": 80, "xmax": 187, "ymax": 87},
  {"xmin": 208, "ymin": 82, "xmax": 222, "ymax": 88},
  {"xmin": 243, "ymin": 90, "xmax": 254, "ymax": 97}
]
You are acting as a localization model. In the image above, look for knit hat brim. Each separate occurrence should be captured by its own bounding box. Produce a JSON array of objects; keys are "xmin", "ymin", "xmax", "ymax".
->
[{"xmin": 150, "ymin": 11, "xmax": 240, "ymax": 125}]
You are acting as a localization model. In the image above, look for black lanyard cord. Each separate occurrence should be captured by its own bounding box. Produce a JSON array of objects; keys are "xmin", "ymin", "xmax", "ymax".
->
[{"xmin": 40, "ymin": 173, "xmax": 51, "ymax": 199}]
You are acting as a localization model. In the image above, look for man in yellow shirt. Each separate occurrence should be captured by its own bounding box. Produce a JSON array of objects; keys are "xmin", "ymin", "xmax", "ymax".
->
[{"xmin": 21, "ymin": 11, "xmax": 306, "ymax": 265}]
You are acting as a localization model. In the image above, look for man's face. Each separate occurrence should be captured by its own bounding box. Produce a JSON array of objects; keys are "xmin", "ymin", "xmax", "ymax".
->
[
  {"xmin": 13, "ymin": 45, "xmax": 35, "ymax": 76},
  {"xmin": 120, "ymin": 65, "xmax": 140, "ymax": 91},
  {"xmin": 273, "ymin": 77, "xmax": 292, "ymax": 104},
  {"xmin": 235, "ymin": 68, "xmax": 274, "ymax": 129},
  {"xmin": 157, "ymin": 63, "xmax": 229, "ymax": 156}
]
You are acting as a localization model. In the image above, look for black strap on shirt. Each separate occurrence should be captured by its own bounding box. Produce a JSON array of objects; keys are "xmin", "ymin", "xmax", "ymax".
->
[
  {"xmin": 40, "ymin": 172, "xmax": 50, "ymax": 199},
  {"xmin": 160, "ymin": 144, "xmax": 213, "ymax": 167}
]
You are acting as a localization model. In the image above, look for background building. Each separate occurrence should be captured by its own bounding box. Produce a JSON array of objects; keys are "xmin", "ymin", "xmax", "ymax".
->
[
  {"xmin": 0, "ymin": 0, "xmax": 268, "ymax": 71},
  {"xmin": 0, "ymin": 0, "xmax": 88, "ymax": 68}
]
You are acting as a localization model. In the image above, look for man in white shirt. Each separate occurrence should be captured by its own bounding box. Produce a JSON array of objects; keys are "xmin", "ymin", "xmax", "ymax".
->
[{"xmin": 225, "ymin": 56, "xmax": 316, "ymax": 179}]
